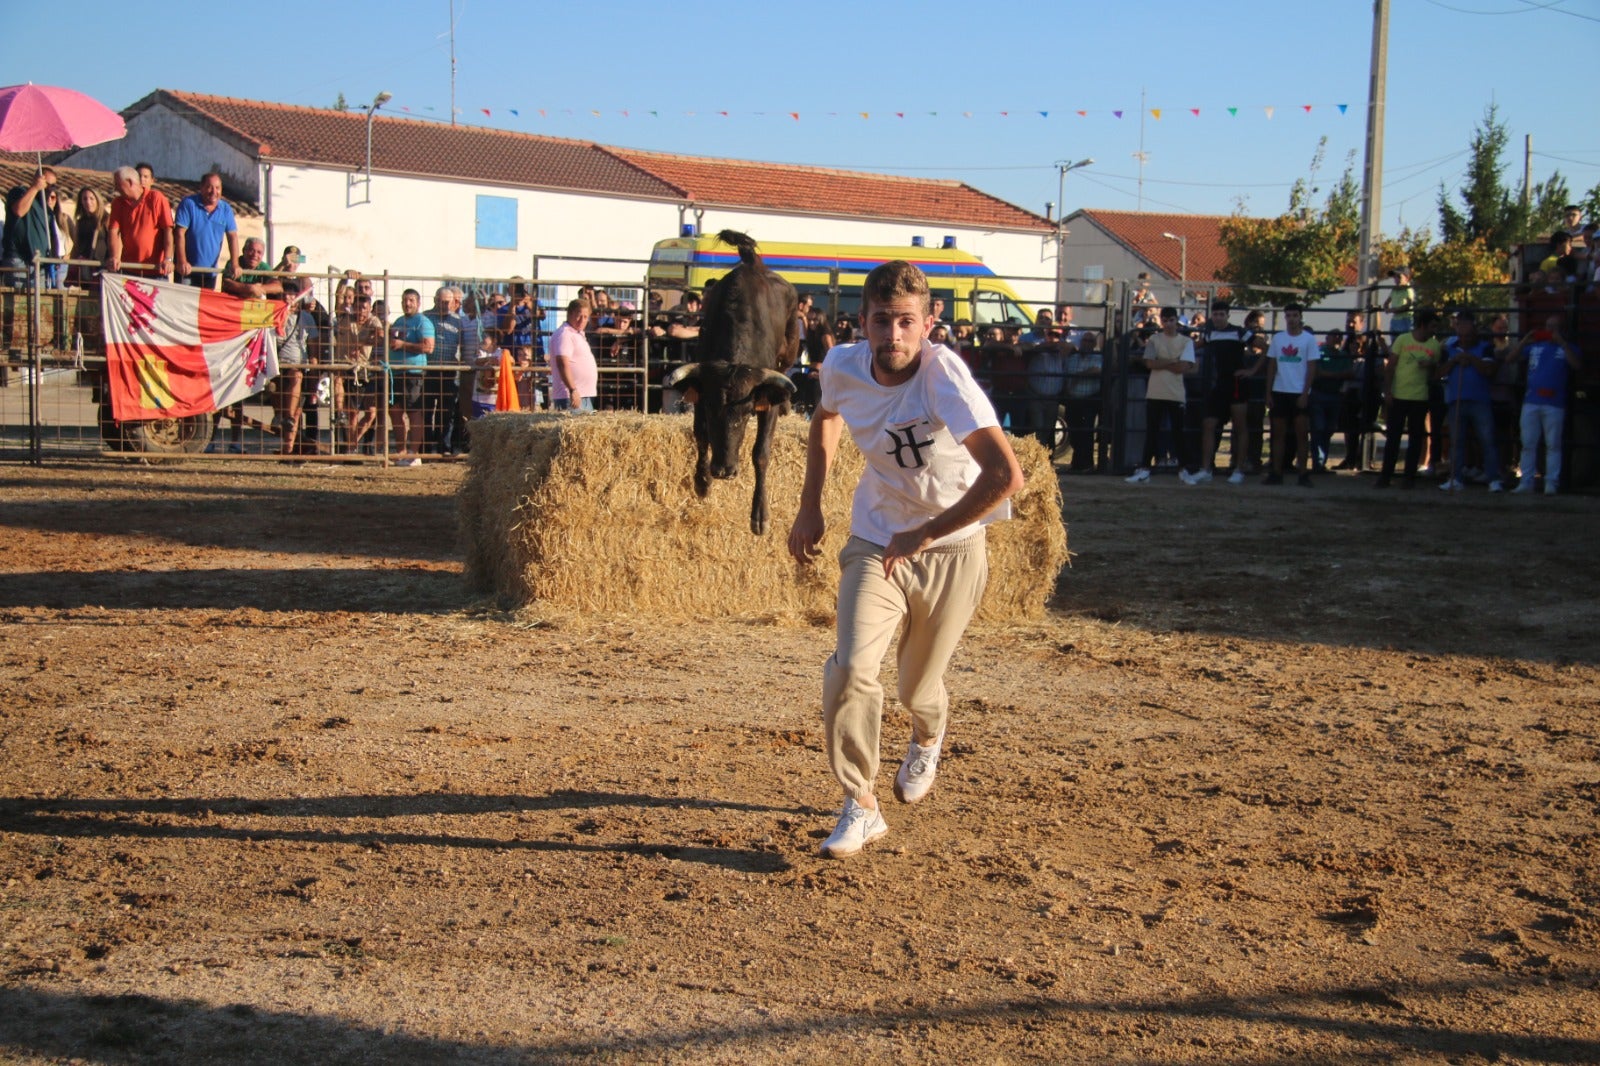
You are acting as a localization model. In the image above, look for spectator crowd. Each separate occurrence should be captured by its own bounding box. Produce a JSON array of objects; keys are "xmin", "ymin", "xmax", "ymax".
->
[{"xmin": 3, "ymin": 163, "xmax": 1592, "ymax": 487}]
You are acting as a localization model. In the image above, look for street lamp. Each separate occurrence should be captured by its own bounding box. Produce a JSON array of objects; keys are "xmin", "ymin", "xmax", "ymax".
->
[
  {"xmin": 365, "ymin": 91, "xmax": 392, "ymax": 190},
  {"xmin": 1054, "ymin": 157, "xmax": 1094, "ymax": 303},
  {"xmin": 1161, "ymin": 231, "xmax": 1187, "ymax": 316}
]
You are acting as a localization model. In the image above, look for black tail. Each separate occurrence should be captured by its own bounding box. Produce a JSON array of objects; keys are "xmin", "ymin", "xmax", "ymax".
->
[{"xmin": 716, "ymin": 229, "xmax": 764, "ymax": 270}]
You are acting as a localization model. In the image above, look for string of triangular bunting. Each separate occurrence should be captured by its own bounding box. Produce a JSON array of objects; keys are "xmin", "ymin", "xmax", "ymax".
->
[{"xmin": 388, "ymin": 103, "xmax": 1353, "ymax": 121}]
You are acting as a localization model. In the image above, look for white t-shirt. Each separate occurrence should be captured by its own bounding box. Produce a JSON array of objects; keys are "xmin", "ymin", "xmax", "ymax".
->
[
  {"xmin": 1268, "ymin": 329, "xmax": 1319, "ymax": 394},
  {"xmin": 819, "ymin": 339, "xmax": 1007, "ymax": 549}
]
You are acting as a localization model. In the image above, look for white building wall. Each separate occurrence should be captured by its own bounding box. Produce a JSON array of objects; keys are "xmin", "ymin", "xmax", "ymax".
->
[{"xmin": 62, "ymin": 103, "xmax": 259, "ymax": 197}]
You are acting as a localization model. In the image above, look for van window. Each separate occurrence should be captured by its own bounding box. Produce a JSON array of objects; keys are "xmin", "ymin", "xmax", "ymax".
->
[{"xmin": 972, "ymin": 291, "xmax": 1031, "ymax": 327}]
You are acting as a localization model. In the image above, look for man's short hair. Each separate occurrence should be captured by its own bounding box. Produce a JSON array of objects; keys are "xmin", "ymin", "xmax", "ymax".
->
[
  {"xmin": 436, "ymin": 285, "xmax": 451, "ymax": 300},
  {"xmin": 1414, "ymin": 309, "xmax": 1439, "ymax": 328},
  {"xmin": 242, "ymin": 237, "xmax": 265, "ymax": 254},
  {"xmin": 1211, "ymin": 299, "xmax": 1231, "ymax": 312},
  {"xmin": 402, "ymin": 287, "xmax": 421, "ymax": 300},
  {"xmin": 861, "ymin": 260, "xmax": 930, "ymax": 315},
  {"xmin": 113, "ymin": 165, "xmax": 138, "ymax": 187},
  {"xmin": 1284, "ymin": 302, "xmax": 1304, "ymax": 314},
  {"xmin": 566, "ymin": 298, "xmax": 591, "ymax": 316}
]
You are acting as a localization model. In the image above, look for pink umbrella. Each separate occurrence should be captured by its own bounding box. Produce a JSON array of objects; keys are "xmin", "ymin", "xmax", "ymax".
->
[{"xmin": 0, "ymin": 83, "xmax": 126, "ymax": 156}]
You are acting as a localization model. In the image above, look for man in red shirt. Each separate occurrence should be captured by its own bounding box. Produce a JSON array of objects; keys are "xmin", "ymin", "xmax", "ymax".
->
[{"xmin": 107, "ymin": 165, "xmax": 173, "ymax": 277}]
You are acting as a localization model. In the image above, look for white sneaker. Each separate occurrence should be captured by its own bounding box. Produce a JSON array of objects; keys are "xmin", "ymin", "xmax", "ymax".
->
[
  {"xmin": 894, "ymin": 735, "xmax": 944, "ymax": 804},
  {"xmin": 1227, "ymin": 470, "xmax": 1245, "ymax": 485},
  {"xmin": 1512, "ymin": 480, "xmax": 1534, "ymax": 494},
  {"xmin": 820, "ymin": 798, "xmax": 888, "ymax": 858},
  {"xmin": 1190, "ymin": 469, "xmax": 1213, "ymax": 484},
  {"xmin": 1178, "ymin": 469, "xmax": 1198, "ymax": 486},
  {"xmin": 1439, "ymin": 478, "xmax": 1462, "ymax": 491},
  {"xmin": 1488, "ymin": 480, "xmax": 1505, "ymax": 493},
  {"xmin": 397, "ymin": 457, "xmax": 423, "ymax": 468},
  {"xmin": 1124, "ymin": 468, "xmax": 1150, "ymax": 484}
]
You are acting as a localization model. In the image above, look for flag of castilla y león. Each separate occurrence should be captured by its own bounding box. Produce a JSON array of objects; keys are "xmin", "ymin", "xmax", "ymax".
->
[{"xmin": 102, "ymin": 273, "xmax": 288, "ymax": 422}]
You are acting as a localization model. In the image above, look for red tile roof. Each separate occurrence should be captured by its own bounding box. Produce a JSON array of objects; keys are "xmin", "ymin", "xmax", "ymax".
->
[
  {"xmin": 1077, "ymin": 208, "xmax": 1359, "ymax": 288},
  {"xmin": 127, "ymin": 91, "xmax": 1050, "ymax": 231},
  {"xmin": 1072, "ymin": 209, "xmax": 1234, "ymax": 284},
  {"xmin": 137, "ymin": 91, "xmax": 675, "ymax": 199},
  {"xmin": 0, "ymin": 152, "xmax": 260, "ymax": 217},
  {"xmin": 608, "ymin": 147, "xmax": 1050, "ymax": 232}
]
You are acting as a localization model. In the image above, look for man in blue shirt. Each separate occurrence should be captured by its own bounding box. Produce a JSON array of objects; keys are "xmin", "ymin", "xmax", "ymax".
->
[
  {"xmin": 1509, "ymin": 314, "xmax": 1582, "ymax": 495},
  {"xmin": 174, "ymin": 173, "xmax": 239, "ymax": 290},
  {"xmin": 423, "ymin": 285, "xmax": 466, "ymax": 454},
  {"xmin": 389, "ymin": 288, "xmax": 435, "ymax": 466},
  {"xmin": 1439, "ymin": 310, "xmax": 1503, "ymax": 493}
]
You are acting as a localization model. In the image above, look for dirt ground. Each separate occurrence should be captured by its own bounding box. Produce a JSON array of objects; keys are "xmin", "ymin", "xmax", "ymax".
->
[{"xmin": 1, "ymin": 457, "xmax": 1597, "ymax": 1064}]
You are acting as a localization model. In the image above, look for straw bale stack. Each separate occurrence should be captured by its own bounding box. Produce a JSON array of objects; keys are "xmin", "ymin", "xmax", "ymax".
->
[{"xmin": 459, "ymin": 412, "xmax": 1066, "ymax": 624}]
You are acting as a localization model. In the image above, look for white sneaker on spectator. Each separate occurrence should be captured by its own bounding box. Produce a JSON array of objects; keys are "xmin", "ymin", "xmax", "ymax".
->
[
  {"xmin": 1124, "ymin": 468, "xmax": 1151, "ymax": 484},
  {"xmin": 1512, "ymin": 480, "xmax": 1534, "ymax": 494},
  {"xmin": 820, "ymin": 798, "xmax": 888, "ymax": 858},
  {"xmin": 1190, "ymin": 469, "xmax": 1213, "ymax": 484},
  {"xmin": 1488, "ymin": 480, "xmax": 1505, "ymax": 493},
  {"xmin": 1439, "ymin": 478, "xmax": 1463, "ymax": 491},
  {"xmin": 1178, "ymin": 469, "xmax": 1198, "ymax": 486},
  {"xmin": 1227, "ymin": 470, "xmax": 1245, "ymax": 485},
  {"xmin": 894, "ymin": 735, "xmax": 944, "ymax": 804},
  {"xmin": 398, "ymin": 457, "xmax": 423, "ymax": 468}
]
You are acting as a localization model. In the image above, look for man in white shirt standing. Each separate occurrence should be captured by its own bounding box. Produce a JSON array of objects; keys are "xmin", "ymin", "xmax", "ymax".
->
[
  {"xmin": 788, "ymin": 260, "xmax": 1025, "ymax": 859},
  {"xmin": 1264, "ymin": 303, "xmax": 1319, "ymax": 487}
]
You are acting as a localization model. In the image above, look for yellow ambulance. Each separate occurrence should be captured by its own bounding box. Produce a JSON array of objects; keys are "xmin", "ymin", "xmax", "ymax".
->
[{"xmin": 647, "ymin": 233, "xmax": 1036, "ymax": 325}]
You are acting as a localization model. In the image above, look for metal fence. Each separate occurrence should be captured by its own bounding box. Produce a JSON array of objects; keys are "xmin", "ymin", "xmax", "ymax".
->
[{"xmin": 4, "ymin": 256, "xmax": 1597, "ymax": 489}]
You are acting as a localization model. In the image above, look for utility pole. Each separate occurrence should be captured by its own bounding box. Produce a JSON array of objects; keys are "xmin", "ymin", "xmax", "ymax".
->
[
  {"xmin": 1522, "ymin": 133, "xmax": 1533, "ymax": 211},
  {"xmin": 449, "ymin": 0, "xmax": 458, "ymax": 127},
  {"xmin": 1356, "ymin": 0, "xmax": 1388, "ymax": 292}
]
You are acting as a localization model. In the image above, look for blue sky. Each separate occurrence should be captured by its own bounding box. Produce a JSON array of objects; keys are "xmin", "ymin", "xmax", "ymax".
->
[{"xmin": 4, "ymin": 0, "xmax": 1596, "ymax": 235}]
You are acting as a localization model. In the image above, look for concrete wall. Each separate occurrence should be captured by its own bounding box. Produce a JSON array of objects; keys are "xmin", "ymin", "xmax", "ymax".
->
[
  {"xmin": 1060, "ymin": 217, "xmax": 1177, "ymax": 308},
  {"xmin": 63, "ymin": 103, "xmax": 259, "ymax": 201}
]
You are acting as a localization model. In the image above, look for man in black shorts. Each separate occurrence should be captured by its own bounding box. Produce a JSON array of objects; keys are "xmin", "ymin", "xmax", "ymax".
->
[
  {"xmin": 1197, "ymin": 300, "xmax": 1254, "ymax": 483},
  {"xmin": 1263, "ymin": 303, "xmax": 1319, "ymax": 486}
]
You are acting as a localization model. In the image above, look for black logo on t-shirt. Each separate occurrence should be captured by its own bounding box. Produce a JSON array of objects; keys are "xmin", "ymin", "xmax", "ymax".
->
[{"xmin": 884, "ymin": 421, "xmax": 935, "ymax": 469}]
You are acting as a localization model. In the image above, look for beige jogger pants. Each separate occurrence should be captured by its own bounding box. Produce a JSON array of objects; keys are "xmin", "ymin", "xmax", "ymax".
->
[{"xmin": 823, "ymin": 532, "xmax": 988, "ymax": 800}]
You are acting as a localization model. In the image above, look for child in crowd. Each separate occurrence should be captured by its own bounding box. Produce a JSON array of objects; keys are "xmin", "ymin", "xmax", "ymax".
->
[{"xmin": 470, "ymin": 328, "xmax": 505, "ymax": 419}]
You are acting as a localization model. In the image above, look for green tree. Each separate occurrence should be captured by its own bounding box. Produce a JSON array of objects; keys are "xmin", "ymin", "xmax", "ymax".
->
[
  {"xmin": 332, "ymin": 92, "xmax": 348, "ymax": 112},
  {"xmin": 1437, "ymin": 103, "xmax": 1568, "ymax": 253},
  {"xmin": 1217, "ymin": 140, "xmax": 1360, "ymax": 305}
]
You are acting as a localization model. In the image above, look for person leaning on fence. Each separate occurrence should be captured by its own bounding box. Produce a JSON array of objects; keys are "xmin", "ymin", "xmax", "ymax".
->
[
  {"xmin": 69, "ymin": 187, "xmax": 110, "ymax": 286},
  {"xmin": 337, "ymin": 294, "xmax": 385, "ymax": 454},
  {"xmin": 424, "ymin": 286, "xmax": 466, "ymax": 455},
  {"xmin": 174, "ymin": 172, "xmax": 239, "ymax": 290},
  {"xmin": 1126, "ymin": 307, "xmax": 1204, "ymax": 485},
  {"xmin": 273, "ymin": 278, "xmax": 318, "ymax": 455},
  {"xmin": 2, "ymin": 166, "xmax": 61, "ymax": 279},
  {"xmin": 1062, "ymin": 330, "xmax": 1103, "ymax": 474},
  {"xmin": 107, "ymin": 165, "xmax": 172, "ymax": 278},
  {"xmin": 1025, "ymin": 328, "xmax": 1069, "ymax": 452},
  {"xmin": 466, "ymin": 327, "xmax": 507, "ymax": 421}
]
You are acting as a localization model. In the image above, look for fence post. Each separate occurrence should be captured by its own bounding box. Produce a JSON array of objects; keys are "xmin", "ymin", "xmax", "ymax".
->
[{"xmin": 28, "ymin": 255, "xmax": 42, "ymax": 465}]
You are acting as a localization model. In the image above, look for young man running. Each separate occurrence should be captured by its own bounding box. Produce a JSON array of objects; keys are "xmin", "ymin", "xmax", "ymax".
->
[{"xmin": 788, "ymin": 260, "xmax": 1024, "ymax": 859}]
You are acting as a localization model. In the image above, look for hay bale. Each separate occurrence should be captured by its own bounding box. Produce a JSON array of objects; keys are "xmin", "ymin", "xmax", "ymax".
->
[{"xmin": 459, "ymin": 412, "xmax": 1066, "ymax": 624}]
